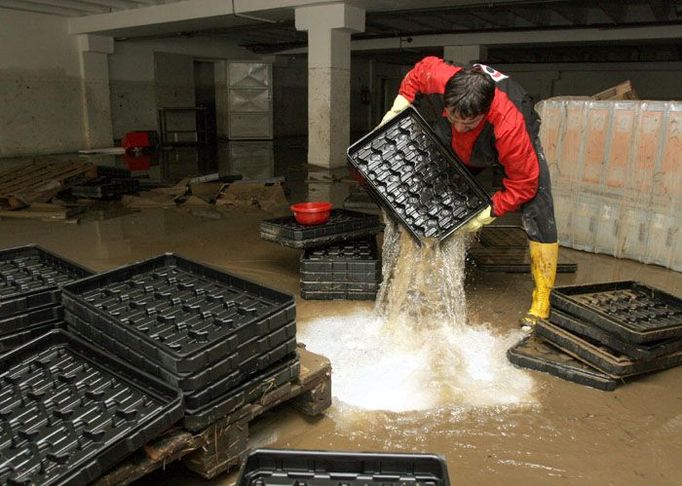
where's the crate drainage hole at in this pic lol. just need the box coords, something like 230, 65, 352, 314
299, 219, 535, 413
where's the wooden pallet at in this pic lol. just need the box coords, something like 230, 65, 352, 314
94, 346, 332, 485
0, 161, 97, 209
0, 203, 85, 222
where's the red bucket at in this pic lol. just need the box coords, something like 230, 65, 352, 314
291, 202, 333, 226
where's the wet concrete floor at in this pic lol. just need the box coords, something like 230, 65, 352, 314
1, 147, 681, 485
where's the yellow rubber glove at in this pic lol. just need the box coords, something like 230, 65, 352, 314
380, 94, 411, 126
460, 205, 496, 233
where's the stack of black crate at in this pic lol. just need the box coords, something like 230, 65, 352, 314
300, 237, 382, 301
61, 253, 300, 432
508, 281, 682, 391
0, 245, 185, 485
260, 209, 385, 301
0, 245, 92, 354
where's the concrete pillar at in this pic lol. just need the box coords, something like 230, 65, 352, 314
444, 45, 487, 65
78, 35, 114, 148
295, 3, 365, 169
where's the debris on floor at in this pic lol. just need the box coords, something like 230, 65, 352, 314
0, 161, 141, 222
215, 179, 289, 211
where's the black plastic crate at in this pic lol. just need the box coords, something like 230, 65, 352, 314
71, 177, 140, 199
183, 338, 297, 409
300, 237, 380, 274
550, 281, 682, 343
0, 245, 93, 318
0, 303, 63, 336
347, 106, 490, 242
260, 210, 383, 249
300, 270, 381, 283
0, 329, 183, 486
237, 449, 450, 486
67, 310, 296, 394
0, 321, 61, 355
0, 304, 63, 354
95, 165, 131, 179
183, 355, 300, 432
62, 254, 296, 374
549, 309, 682, 361
300, 281, 379, 293
536, 319, 682, 378
300, 290, 377, 301
469, 247, 577, 273
507, 336, 619, 391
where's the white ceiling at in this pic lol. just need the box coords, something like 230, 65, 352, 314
0, 0, 188, 17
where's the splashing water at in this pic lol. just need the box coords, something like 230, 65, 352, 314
299, 216, 535, 412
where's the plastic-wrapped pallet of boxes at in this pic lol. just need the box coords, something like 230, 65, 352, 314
537, 98, 682, 271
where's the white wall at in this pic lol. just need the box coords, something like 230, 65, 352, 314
0, 8, 84, 157
108, 36, 261, 140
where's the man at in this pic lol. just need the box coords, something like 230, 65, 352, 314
381, 56, 558, 330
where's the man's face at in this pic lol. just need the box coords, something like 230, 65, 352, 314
445, 108, 486, 133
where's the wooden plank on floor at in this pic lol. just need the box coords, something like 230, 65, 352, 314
94, 347, 332, 486
0, 161, 97, 209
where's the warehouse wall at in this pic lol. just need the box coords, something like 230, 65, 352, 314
108, 37, 261, 140
0, 9, 84, 157
495, 62, 682, 102
273, 56, 406, 139
272, 56, 307, 138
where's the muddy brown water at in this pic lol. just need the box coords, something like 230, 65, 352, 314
1, 204, 681, 485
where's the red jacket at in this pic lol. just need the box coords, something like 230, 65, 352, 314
399, 56, 540, 216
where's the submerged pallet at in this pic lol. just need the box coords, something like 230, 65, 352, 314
94, 347, 332, 485
0, 161, 97, 209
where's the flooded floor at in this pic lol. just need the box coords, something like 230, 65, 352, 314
1, 147, 681, 485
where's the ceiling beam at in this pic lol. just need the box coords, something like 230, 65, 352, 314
548, 5, 588, 25
597, 1, 626, 24
0, 0, 84, 15
18, 0, 108, 14
278, 24, 682, 54
505, 6, 546, 26
648, 0, 673, 20
467, 9, 517, 28
77, 0, 141, 10
365, 19, 400, 35
439, 12, 487, 29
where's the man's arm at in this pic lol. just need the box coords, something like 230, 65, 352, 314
398, 56, 460, 102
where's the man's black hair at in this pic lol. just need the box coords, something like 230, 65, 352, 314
444, 66, 495, 117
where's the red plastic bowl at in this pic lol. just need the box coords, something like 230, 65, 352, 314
291, 201, 333, 226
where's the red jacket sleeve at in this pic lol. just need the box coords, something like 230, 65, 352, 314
489, 92, 540, 216
399, 56, 460, 102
